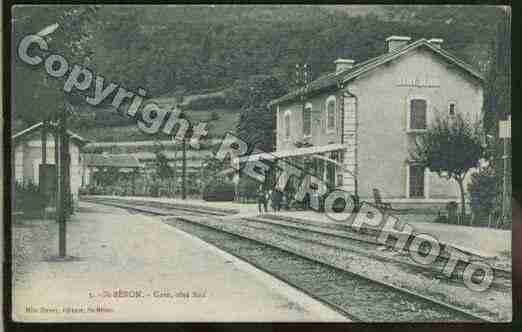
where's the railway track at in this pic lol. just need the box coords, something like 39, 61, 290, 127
240, 217, 512, 291
83, 197, 495, 322
166, 217, 488, 322
83, 196, 511, 290
82, 197, 229, 217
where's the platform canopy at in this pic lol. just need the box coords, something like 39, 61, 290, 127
82, 153, 143, 169
236, 143, 345, 163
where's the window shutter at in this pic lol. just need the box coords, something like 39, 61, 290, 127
410, 99, 427, 130
409, 164, 425, 198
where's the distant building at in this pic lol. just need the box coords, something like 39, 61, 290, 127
80, 141, 216, 188
266, 36, 484, 208
132, 150, 215, 175
12, 122, 89, 204
81, 153, 143, 187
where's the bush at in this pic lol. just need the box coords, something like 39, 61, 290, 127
210, 111, 220, 121
468, 166, 499, 220
149, 180, 161, 197
203, 177, 235, 201
81, 184, 106, 195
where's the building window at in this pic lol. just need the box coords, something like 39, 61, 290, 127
284, 111, 291, 140
303, 103, 312, 136
326, 96, 336, 131
408, 164, 425, 198
337, 174, 343, 186
409, 98, 427, 130
448, 102, 456, 116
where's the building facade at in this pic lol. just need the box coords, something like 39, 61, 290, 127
80, 141, 216, 194
269, 36, 484, 206
81, 153, 143, 187
13, 122, 89, 205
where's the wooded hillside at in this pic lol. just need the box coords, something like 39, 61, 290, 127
12, 5, 509, 141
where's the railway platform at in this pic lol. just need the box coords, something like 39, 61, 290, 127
87, 195, 511, 260
78, 196, 512, 322
12, 201, 348, 322
265, 211, 511, 260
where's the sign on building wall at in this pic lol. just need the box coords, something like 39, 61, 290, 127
397, 75, 440, 87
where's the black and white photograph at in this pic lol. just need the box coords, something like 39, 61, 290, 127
8, 4, 512, 323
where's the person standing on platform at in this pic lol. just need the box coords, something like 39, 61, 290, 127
272, 188, 282, 212
270, 189, 277, 212
281, 192, 289, 210
257, 185, 267, 213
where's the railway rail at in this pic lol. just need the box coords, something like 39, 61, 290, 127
83, 196, 500, 322
82, 196, 511, 289
241, 217, 512, 291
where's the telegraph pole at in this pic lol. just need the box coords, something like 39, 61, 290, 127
36, 22, 71, 258
41, 119, 48, 206
58, 105, 67, 257
178, 95, 188, 200
54, 120, 59, 221
182, 137, 187, 200
174, 98, 188, 200
41, 120, 47, 165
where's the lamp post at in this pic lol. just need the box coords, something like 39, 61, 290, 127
182, 136, 187, 200
172, 99, 189, 200
56, 101, 69, 257
200, 161, 208, 198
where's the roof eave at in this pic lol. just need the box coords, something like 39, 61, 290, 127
427, 43, 485, 82
340, 40, 485, 85
269, 39, 484, 107
269, 82, 340, 107
12, 121, 91, 145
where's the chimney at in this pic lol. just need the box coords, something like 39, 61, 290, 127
428, 38, 444, 49
385, 36, 411, 52
334, 58, 355, 73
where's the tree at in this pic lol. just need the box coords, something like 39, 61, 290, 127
96, 167, 121, 187
13, 6, 99, 126
468, 166, 499, 223
483, 7, 511, 135
210, 111, 220, 121
155, 151, 174, 180
482, 8, 511, 221
410, 113, 484, 218
14, 5, 506, 129
201, 155, 226, 176
236, 75, 288, 152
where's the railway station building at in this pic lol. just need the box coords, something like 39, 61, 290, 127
266, 36, 484, 209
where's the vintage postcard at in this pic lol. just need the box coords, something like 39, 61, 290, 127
9, 4, 512, 323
